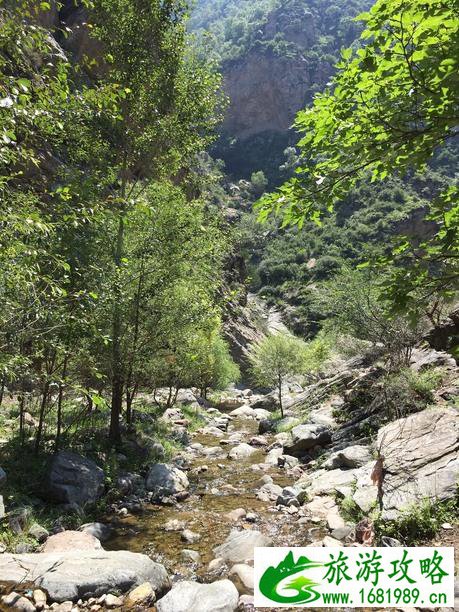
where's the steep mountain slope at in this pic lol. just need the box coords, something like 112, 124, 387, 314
191, 0, 371, 181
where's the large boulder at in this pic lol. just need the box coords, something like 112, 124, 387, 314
284, 424, 332, 456
0, 551, 169, 602
298, 467, 360, 498
213, 530, 271, 563
145, 463, 189, 499
156, 580, 238, 612
46, 451, 104, 506
228, 443, 257, 460
323, 445, 372, 470
41, 531, 102, 552
376, 407, 458, 519
79, 522, 112, 542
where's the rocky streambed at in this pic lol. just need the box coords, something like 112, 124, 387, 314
1, 347, 459, 611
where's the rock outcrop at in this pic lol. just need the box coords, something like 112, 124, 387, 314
368, 407, 458, 519
156, 579, 239, 612
145, 463, 189, 500
0, 551, 169, 603
45, 451, 104, 507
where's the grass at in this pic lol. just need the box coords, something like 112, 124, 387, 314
373, 496, 459, 545
0, 396, 207, 552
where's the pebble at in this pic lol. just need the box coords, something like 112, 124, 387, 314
125, 582, 155, 606
1, 592, 36, 611
181, 549, 201, 563
181, 529, 201, 543
105, 594, 123, 608
225, 508, 246, 522
208, 557, 226, 572
33, 589, 47, 610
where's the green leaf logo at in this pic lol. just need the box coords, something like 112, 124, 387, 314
259, 551, 323, 604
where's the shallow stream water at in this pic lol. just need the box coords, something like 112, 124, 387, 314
104, 415, 313, 580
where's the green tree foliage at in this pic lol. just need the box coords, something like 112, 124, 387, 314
258, 0, 459, 310
0, 1, 228, 454
249, 332, 315, 417
317, 269, 423, 370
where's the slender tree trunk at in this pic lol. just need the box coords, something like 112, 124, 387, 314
126, 382, 138, 425
55, 354, 68, 453
110, 205, 126, 446
35, 380, 50, 456
0, 376, 5, 407
18, 394, 25, 446
87, 393, 93, 414
125, 257, 144, 425
278, 374, 283, 418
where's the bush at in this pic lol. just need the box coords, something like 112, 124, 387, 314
374, 497, 459, 545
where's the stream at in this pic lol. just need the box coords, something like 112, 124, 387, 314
104, 410, 315, 582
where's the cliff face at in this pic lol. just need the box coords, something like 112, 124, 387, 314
221, 6, 329, 140
194, 0, 371, 180
222, 50, 330, 140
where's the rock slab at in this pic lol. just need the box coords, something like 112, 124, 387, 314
156, 579, 238, 612
145, 463, 189, 498
0, 551, 169, 603
377, 407, 459, 519
46, 451, 104, 507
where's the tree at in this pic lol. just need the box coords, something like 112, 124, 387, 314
249, 333, 308, 417
250, 170, 268, 196
85, 0, 222, 444
190, 332, 240, 399
257, 0, 459, 310
317, 269, 424, 370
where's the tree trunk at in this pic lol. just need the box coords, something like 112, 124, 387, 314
35, 381, 50, 456
125, 257, 144, 425
109, 210, 125, 447
19, 394, 25, 446
55, 354, 68, 453
0, 376, 5, 407
278, 374, 284, 419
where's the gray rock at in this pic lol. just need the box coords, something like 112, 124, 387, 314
145, 463, 189, 499
213, 529, 271, 563
258, 419, 275, 434
228, 443, 257, 460
14, 542, 34, 554
285, 424, 332, 456
0, 466, 6, 488
46, 451, 104, 507
256, 482, 282, 502
323, 445, 372, 469
1, 592, 36, 611
41, 531, 102, 553
0, 551, 169, 603
156, 579, 238, 612
332, 525, 354, 541
79, 522, 112, 542
264, 447, 283, 465
410, 347, 457, 372
116, 472, 144, 495
357, 407, 459, 519
229, 563, 254, 595
277, 455, 299, 468
181, 529, 201, 544
28, 523, 50, 543
299, 467, 360, 497
180, 549, 201, 563
0, 494, 5, 519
